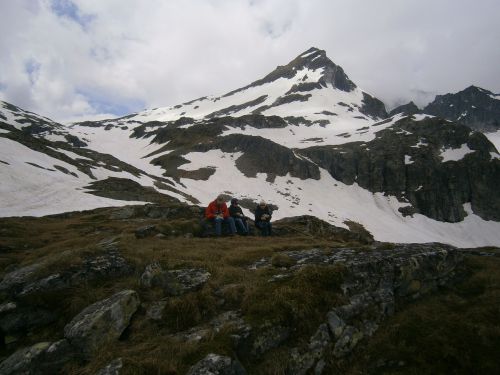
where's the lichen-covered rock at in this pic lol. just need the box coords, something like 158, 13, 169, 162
0, 263, 43, 296
3, 250, 132, 299
187, 353, 247, 375
0, 341, 50, 375
140, 263, 210, 296
333, 326, 364, 357
0, 339, 74, 375
288, 324, 332, 375
139, 262, 165, 288
327, 311, 345, 339
95, 358, 123, 375
145, 300, 168, 321
173, 311, 250, 344
251, 324, 289, 357
64, 290, 140, 356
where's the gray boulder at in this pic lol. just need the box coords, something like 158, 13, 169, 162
140, 263, 210, 296
187, 353, 247, 375
64, 290, 140, 356
0, 339, 74, 375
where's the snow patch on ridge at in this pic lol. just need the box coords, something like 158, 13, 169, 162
440, 144, 474, 162
484, 129, 500, 152
0, 138, 147, 217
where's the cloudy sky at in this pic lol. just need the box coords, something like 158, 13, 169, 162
1, 0, 499, 123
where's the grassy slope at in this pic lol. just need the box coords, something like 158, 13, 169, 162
0, 207, 499, 374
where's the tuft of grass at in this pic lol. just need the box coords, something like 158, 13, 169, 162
242, 264, 345, 334
270, 253, 297, 268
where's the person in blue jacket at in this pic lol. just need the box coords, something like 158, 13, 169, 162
229, 198, 249, 235
254, 200, 272, 236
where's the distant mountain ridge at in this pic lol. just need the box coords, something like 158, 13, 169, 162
1, 48, 500, 247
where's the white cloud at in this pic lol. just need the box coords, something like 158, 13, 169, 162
0, 0, 499, 122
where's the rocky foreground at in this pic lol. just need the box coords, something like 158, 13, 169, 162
0, 204, 498, 374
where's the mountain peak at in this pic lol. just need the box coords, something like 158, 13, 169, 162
252, 47, 357, 92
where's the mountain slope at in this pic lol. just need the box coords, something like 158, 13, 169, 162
0, 101, 186, 216
1, 48, 500, 247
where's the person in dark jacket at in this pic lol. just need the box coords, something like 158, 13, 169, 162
229, 198, 249, 235
205, 195, 236, 236
254, 200, 272, 236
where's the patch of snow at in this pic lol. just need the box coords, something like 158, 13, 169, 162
412, 114, 434, 121
222, 114, 403, 149
415, 185, 423, 191
70, 125, 165, 176
0, 137, 148, 217
47, 147, 92, 161
411, 139, 427, 148
43, 133, 68, 143
404, 155, 414, 165
440, 144, 474, 162
484, 129, 500, 152
300, 49, 318, 58
490, 152, 500, 160
0, 129, 10, 134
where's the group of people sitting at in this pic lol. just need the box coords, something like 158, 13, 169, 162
205, 195, 272, 236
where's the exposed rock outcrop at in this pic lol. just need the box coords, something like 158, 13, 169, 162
389, 101, 420, 117
249, 243, 464, 374
424, 85, 500, 132
301, 116, 500, 222
140, 263, 211, 296
0, 339, 74, 375
187, 353, 247, 375
64, 290, 140, 356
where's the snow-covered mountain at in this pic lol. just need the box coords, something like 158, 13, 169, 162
1, 48, 500, 247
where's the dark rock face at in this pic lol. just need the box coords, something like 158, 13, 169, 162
389, 101, 420, 117
301, 116, 500, 222
360, 92, 388, 119
423, 86, 500, 132
223, 47, 357, 96
154, 130, 320, 182
193, 134, 321, 181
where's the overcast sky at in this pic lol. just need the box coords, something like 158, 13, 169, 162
1, 0, 499, 123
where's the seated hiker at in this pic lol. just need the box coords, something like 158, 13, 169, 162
229, 198, 249, 235
254, 200, 272, 236
205, 195, 237, 236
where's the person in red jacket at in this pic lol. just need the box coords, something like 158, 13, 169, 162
205, 195, 237, 236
